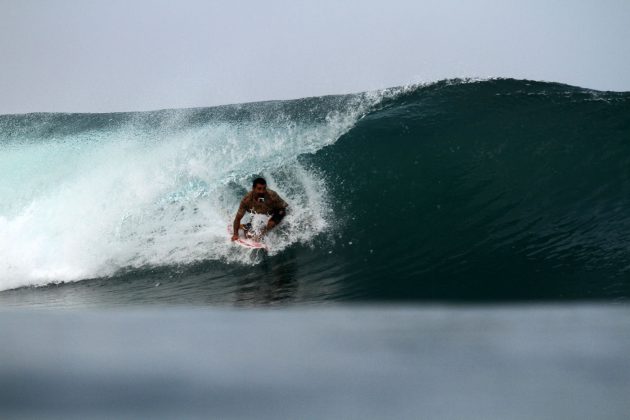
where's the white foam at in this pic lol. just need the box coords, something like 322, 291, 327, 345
0, 93, 391, 291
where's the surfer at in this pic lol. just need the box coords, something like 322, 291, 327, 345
231, 177, 288, 241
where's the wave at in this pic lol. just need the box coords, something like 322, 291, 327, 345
0, 89, 391, 290
1, 78, 630, 301
303, 79, 630, 300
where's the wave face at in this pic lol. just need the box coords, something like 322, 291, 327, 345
1, 79, 630, 302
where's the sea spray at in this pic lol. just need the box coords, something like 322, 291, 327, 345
2, 79, 630, 301
0, 91, 385, 290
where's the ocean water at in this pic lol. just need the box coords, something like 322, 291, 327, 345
1, 79, 630, 303
2, 306, 629, 420
1, 79, 630, 418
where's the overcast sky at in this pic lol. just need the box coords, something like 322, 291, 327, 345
1, 0, 629, 114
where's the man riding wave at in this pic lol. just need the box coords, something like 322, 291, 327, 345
231, 177, 288, 242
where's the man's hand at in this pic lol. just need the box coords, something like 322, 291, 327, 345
231, 234, 239, 241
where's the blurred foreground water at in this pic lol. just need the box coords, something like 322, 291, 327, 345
2, 305, 629, 419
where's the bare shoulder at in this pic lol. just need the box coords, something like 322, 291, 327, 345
267, 189, 288, 208
240, 191, 254, 205
267, 189, 285, 202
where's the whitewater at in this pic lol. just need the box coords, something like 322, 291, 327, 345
0, 89, 391, 291
1, 78, 629, 302
3, 78, 629, 420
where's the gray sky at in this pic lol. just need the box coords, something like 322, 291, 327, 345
1, 0, 629, 114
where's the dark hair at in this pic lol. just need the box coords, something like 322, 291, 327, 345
252, 177, 267, 188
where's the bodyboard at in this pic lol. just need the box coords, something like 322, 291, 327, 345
227, 225, 267, 250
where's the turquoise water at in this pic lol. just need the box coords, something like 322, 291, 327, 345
1, 78, 629, 304
2, 79, 630, 419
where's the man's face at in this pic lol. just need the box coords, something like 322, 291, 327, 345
253, 183, 266, 198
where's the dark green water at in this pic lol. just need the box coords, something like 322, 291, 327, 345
1, 79, 629, 306
2, 80, 630, 420
304, 79, 630, 301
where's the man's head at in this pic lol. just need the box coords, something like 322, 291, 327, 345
252, 177, 267, 197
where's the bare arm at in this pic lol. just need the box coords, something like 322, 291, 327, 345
264, 193, 288, 233
232, 196, 248, 241
232, 211, 244, 241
